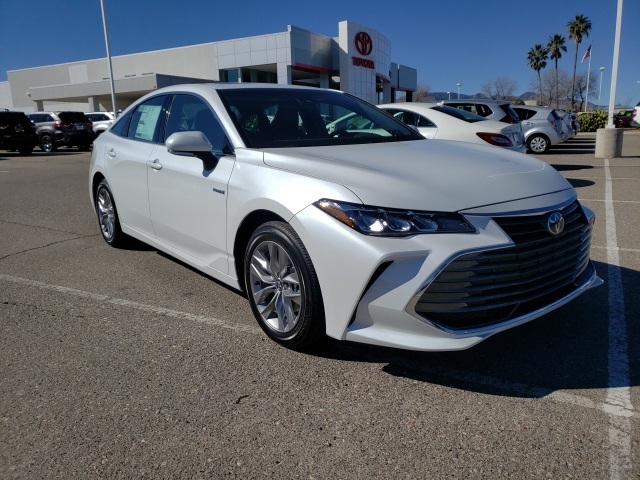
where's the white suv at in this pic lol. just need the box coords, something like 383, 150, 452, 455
86, 112, 115, 136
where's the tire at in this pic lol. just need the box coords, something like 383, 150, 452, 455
527, 134, 550, 154
95, 179, 128, 247
244, 221, 325, 350
18, 147, 33, 156
40, 134, 55, 153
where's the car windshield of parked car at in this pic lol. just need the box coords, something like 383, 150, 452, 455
431, 105, 485, 123
217, 88, 422, 148
58, 112, 91, 123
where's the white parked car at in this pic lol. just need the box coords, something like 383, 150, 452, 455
86, 111, 115, 136
89, 84, 601, 352
378, 103, 525, 152
631, 101, 640, 128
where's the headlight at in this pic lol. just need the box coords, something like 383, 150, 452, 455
314, 199, 475, 236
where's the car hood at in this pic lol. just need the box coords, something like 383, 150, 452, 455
261, 139, 572, 212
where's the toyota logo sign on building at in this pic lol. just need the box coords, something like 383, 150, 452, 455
355, 32, 373, 56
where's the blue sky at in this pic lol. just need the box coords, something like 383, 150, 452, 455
1, 0, 638, 106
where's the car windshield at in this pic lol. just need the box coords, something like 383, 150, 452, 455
58, 112, 90, 123
217, 88, 422, 148
431, 105, 485, 123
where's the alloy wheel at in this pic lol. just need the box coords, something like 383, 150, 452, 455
248, 240, 303, 333
97, 187, 116, 241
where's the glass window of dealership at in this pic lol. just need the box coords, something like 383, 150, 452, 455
1, 21, 417, 112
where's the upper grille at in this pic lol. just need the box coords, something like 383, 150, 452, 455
415, 201, 594, 331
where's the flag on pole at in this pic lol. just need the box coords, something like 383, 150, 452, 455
581, 44, 592, 63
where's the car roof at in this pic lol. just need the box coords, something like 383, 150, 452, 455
441, 99, 511, 105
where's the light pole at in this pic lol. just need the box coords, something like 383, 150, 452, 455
100, 0, 117, 115
447, 91, 451, 100
598, 67, 605, 103
456, 83, 461, 99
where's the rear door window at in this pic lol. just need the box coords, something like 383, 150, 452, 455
126, 96, 168, 142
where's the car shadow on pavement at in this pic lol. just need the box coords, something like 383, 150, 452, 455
0, 151, 86, 160
308, 260, 639, 398
565, 178, 596, 189
549, 164, 595, 172
549, 136, 596, 155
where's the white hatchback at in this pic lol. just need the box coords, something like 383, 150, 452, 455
89, 84, 601, 351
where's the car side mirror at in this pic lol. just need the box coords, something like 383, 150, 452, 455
166, 131, 218, 170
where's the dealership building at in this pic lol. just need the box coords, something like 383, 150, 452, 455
0, 20, 417, 113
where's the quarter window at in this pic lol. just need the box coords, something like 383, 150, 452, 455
126, 95, 167, 142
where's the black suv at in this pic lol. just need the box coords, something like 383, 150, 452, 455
0, 111, 38, 155
27, 111, 94, 152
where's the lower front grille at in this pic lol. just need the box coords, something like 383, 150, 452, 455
415, 201, 593, 330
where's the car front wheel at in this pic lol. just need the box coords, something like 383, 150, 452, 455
244, 221, 325, 350
95, 179, 127, 247
527, 134, 550, 154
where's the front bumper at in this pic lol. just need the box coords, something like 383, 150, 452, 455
291, 191, 602, 351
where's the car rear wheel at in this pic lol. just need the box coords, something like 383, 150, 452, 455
527, 134, 550, 154
244, 221, 325, 350
40, 134, 55, 153
95, 179, 127, 247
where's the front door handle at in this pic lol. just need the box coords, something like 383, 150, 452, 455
147, 159, 163, 171
106, 148, 116, 158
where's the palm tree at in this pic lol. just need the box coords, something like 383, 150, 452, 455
568, 14, 592, 110
527, 44, 548, 106
547, 34, 567, 108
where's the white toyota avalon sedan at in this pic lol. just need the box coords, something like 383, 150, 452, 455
89, 84, 602, 351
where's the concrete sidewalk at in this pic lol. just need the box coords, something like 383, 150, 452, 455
544, 129, 640, 160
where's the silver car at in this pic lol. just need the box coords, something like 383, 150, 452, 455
512, 106, 566, 154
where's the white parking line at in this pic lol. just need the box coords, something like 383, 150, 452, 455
0, 272, 637, 424
0, 273, 261, 335
591, 245, 640, 254
603, 158, 634, 480
580, 198, 640, 205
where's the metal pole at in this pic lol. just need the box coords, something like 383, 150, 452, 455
100, 0, 118, 115
598, 67, 605, 102
457, 83, 461, 99
607, 0, 623, 128
584, 52, 592, 112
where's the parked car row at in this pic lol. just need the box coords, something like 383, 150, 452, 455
382, 99, 580, 154
0, 110, 116, 155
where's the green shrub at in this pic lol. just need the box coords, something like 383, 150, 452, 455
578, 110, 608, 132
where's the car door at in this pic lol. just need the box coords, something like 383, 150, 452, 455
147, 93, 234, 274
103, 95, 169, 238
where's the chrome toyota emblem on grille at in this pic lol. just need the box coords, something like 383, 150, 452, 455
546, 212, 565, 236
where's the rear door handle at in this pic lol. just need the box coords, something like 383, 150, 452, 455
106, 148, 116, 157
147, 158, 163, 171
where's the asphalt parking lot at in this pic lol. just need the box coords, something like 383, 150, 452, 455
1, 131, 638, 479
